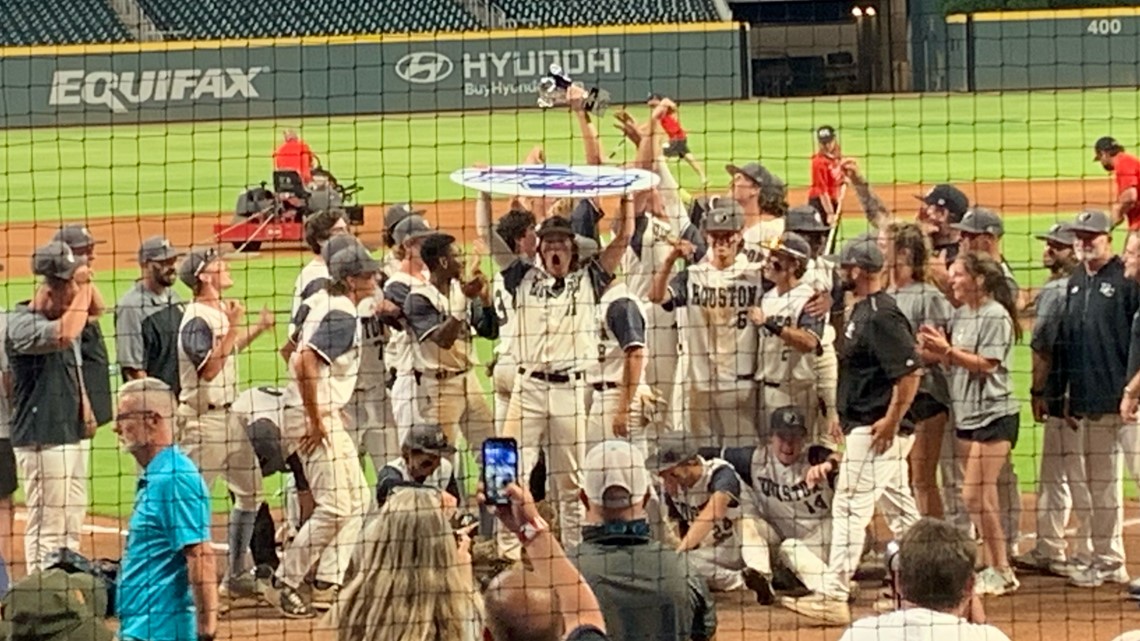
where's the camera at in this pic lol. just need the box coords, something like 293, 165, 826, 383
537, 64, 612, 117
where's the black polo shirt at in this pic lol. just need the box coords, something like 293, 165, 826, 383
114, 281, 185, 393
1062, 256, 1140, 417
836, 291, 921, 434
79, 322, 112, 426
5, 303, 84, 448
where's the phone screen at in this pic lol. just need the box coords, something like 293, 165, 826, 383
482, 438, 519, 506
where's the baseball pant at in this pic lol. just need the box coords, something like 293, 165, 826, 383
492, 356, 518, 434
1081, 415, 1140, 568
278, 410, 368, 589
689, 383, 758, 448
414, 371, 494, 496
391, 373, 418, 435
821, 427, 919, 601
684, 517, 769, 592
1030, 417, 1093, 564
757, 380, 819, 441
586, 385, 650, 457
346, 385, 397, 476
15, 443, 84, 573
645, 309, 679, 425
501, 373, 588, 552
67, 438, 90, 552
180, 406, 264, 582
751, 518, 830, 595
813, 343, 839, 448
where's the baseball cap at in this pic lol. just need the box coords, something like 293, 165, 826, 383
1094, 136, 1123, 159
770, 405, 809, 440
385, 203, 424, 233
392, 215, 434, 245
328, 244, 382, 281
917, 184, 970, 220
827, 236, 884, 273
1034, 223, 1076, 247
536, 216, 575, 240
816, 125, 837, 142
246, 417, 288, 476
771, 232, 812, 261
137, 236, 184, 264
1, 568, 114, 641
785, 205, 831, 233
53, 224, 104, 250
701, 199, 745, 233
320, 233, 363, 263
725, 162, 773, 187
404, 423, 457, 455
32, 241, 87, 281
1068, 209, 1112, 235
646, 431, 702, 474
178, 248, 223, 289
951, 207, 1004, 237
582, 440, 652, 509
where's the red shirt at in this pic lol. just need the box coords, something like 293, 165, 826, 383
660, 112, 686, 141
1114, 152, 1140, 230
808, 153, 842, 201
274, 139, 314, 183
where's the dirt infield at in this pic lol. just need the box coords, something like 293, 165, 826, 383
0, 177, 1115, 278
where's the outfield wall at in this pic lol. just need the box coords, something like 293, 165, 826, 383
0, 23, 747, 128
946, 8, 1140, 91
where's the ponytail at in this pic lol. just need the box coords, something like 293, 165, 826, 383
961, 252, 1022, 342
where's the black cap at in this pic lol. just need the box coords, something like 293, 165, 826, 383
701, 199, 745, 233
1034, 223, 1076, 247
537, 216, 575, 239
826, 236, 884, 272
178, 248, 223, 289
137, 236, 184, 264
319, 234, 363, 264
816, 125, 837, 142
1094, 136, 1123, 159
951, 208, 1004, 238
785, 205, 831, 233
770, 405, 808, 440
725, 162, 773, 187
32, 241, 87, 280
1068, 210, 1112, 235
391, 215, 434, 245
772, 232, 812, 261
328, 244, 382, 281
404, 424, 456, 455
646, 432, 701, 473
53, 225, 104, 250
385, 203, 424, 232
917, 184, 970, 221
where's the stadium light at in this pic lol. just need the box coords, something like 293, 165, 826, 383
865, 6, 877, 16
851, 6, 863, 17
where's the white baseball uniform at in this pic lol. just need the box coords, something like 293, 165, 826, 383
740, 219, 785, 263
802, 257, 841, 444
347, 294, 397, 474
586, 283, 650, 454
375, 455, 459, 507
755, 281, 824, 436
382, 270, 427, 435
660, 456, 767, 592
490, 269, 520, 432
277, 291, 368, 590
662, 255, 764, 447
288, 257, 331, 339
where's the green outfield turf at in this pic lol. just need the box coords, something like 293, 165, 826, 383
2, 87, 1127, 517
3, 88, 1140, 222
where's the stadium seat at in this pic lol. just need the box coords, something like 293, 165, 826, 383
1, 0, 132, 46
492, 0, 720, 28
135, 0, 480, 39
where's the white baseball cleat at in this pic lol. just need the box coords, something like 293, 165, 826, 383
1069, 563, 1130, 588
778, 593, 852, 625
974, 566, 1020, 596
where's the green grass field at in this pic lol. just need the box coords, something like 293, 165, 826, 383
2, 88, 1132, 516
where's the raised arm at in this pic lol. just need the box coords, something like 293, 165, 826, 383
841, 160, 892, 228
597, 195, 635, 275
568, 86, 603, 165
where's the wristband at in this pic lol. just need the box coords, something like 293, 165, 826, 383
763, 319, 784, 337
517, 516, 550, 547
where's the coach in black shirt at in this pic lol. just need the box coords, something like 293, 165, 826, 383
782, 236, 921, 625
1061, 210, 1140, 588
53, 226, 112, 426
115, 237, 186, 391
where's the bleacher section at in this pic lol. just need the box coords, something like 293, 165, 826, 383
135, 0, 480, 39
493, 0, 721, 28
2, 0, 132, 46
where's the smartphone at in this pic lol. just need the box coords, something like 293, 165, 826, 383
482, 438, 519, 506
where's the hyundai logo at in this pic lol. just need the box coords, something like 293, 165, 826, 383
395, 52, 454, 84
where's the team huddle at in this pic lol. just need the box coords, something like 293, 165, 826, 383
7, 94, 1140, 632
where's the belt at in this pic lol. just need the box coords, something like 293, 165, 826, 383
520, 368, 582, 384
740, 374, 757, 382
591, 382, 619, 392
759, 380, 781, 389
207, 403, 233, 411
414, 369, 468, 383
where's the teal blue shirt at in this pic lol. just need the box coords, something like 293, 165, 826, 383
117, 445, 211, 641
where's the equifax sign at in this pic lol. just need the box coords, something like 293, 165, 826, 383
48, 67, 269, 113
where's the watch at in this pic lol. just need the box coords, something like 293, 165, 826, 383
518, 516, 550, 546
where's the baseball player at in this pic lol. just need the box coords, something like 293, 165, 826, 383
286, 210, 349, 344
649, 199, 764, 447
586, 277, 651, 454
646, 94, 707, 185
175, 249, 275, 602
115, 237, 186, 391
807, 126, 845, 224
714, 405, 838, 598
648, 432, 772, 602
382, 215, 435, 435
726, 163, 786, 261
375, 423, 460, 508
403, 233, 496, 486
498, 198, 633, 551
276, 242, 376, 618
750, 232, 825, 436
1093, 136, 1140, 229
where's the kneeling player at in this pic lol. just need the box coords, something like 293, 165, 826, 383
375, 423, 460, 509
716, 406, 838, 597
648, 432, 774, 603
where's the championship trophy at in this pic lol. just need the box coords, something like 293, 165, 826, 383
537, 64, 611, 117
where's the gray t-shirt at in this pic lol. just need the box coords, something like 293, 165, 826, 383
0, 310, 9, 439
948, 299, 1019, 430
891, 281, 953, 405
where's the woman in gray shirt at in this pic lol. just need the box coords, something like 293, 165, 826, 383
918, 252, 1021, 598
880, 222, 953, 520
